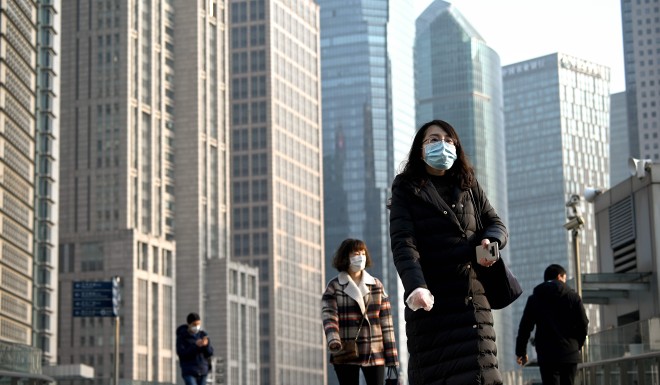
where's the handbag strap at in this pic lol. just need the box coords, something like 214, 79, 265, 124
468, 188, 482, 231
352, 293, 370, 342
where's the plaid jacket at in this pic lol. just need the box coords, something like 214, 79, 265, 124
321, 271, 399, 366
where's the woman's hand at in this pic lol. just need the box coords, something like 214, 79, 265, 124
406, 288, 434, 311
328, 341, 341, 352
477, 239, 497, 267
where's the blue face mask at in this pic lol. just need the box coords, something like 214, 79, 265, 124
424, 141, 457, 170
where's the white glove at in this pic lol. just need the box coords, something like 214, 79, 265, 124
406, 287, 434, 311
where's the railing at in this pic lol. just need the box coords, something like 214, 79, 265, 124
502, 317, 660, 385
0, 340, 43, 374
580, 351, 660, 385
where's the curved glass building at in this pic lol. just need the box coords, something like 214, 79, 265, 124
414, 0, 513, 372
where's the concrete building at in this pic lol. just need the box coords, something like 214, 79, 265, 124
621, 0, 660, 162
503, 53, 610, 360
59, 0, 177, 381
318, 0, 414, 381
228, 1, 325, 384
415, 0, 514, 371
584, 161, 660, 369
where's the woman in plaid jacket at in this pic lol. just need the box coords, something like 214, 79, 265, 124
321, 238, 399, 385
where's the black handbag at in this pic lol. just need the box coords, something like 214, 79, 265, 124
469, 189, 523, 310
478, 257, 523, 309
385, 366, 398, 385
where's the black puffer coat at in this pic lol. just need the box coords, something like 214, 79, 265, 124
389, 174, 508, 385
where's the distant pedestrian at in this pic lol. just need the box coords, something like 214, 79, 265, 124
516, 264, 589, 385
177, 312, 214, 385
321, 238, 399, 385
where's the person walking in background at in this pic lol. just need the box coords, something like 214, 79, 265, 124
389, 119, 508, 385
176, 312, 214, 385
516, 264, 589, 385
321, 238, 399, 385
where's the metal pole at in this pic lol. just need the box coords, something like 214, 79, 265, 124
572, 228, 582, 298
572, 228, 588, 384
115, 315, 120, 385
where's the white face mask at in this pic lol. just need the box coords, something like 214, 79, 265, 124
189, 325, 201, 334
349, 254, 367, 273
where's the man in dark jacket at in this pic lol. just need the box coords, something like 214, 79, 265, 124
176, 312, 214, 385
516, 264, 589, 385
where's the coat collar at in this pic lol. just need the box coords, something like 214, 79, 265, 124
338, 271, 375, 314
414, 178, 464, 229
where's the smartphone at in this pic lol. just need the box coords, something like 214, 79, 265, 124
476, 242, 499, 262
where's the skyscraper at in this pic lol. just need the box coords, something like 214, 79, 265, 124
503, 53, 610, 358
414, 0, 514, 371
59, 1, 177, 381
170, 2, 260, 384
319, 0, 413, 380
228, 1, 324, 384
35, 0, 61, 365
0, 0, 38, 349
621, 0, 660, 161
610, 91, 629, 185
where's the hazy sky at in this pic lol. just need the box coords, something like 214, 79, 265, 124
415, 0, 625, 93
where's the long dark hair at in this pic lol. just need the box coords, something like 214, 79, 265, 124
400, 119, 475, 189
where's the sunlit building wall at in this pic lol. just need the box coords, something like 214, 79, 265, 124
228, 1, 325, 384
59, 0, 176, 381
0, 0, 38, 349
34, 0, 61, 365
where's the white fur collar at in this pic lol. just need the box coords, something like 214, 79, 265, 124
338, 271, 375, 314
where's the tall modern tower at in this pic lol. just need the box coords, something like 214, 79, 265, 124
414, 0, 513, 372
171, 2, 260, 385
35, 0, 61, 365
610, 91, 629, 185
0, 0, 38, 349
503, 53, 610, 359
59, 1, 176, 381
621, 0, 660, 161
228, 1, 325, 384
319, 1, 414, 381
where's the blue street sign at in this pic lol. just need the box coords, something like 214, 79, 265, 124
73, 308, 117, 317
73, 281, 114, 290
72, 280, 120, 317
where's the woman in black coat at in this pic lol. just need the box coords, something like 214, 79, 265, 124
389, 119, 508, 385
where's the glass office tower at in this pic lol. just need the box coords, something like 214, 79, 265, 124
414, 0, 513, 371
503, 53, 610, 361
319, 0, 414, 381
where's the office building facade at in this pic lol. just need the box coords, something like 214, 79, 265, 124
59, 0, 177, 381
228, 1, 325, 384
610, 91, 629, 185
503, 54, 610, 359
415, 0, 513, 371
621, 0, 660, 161
35, 0, 61, 365
0, 0, 38, 349
319, 0, 413, 380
